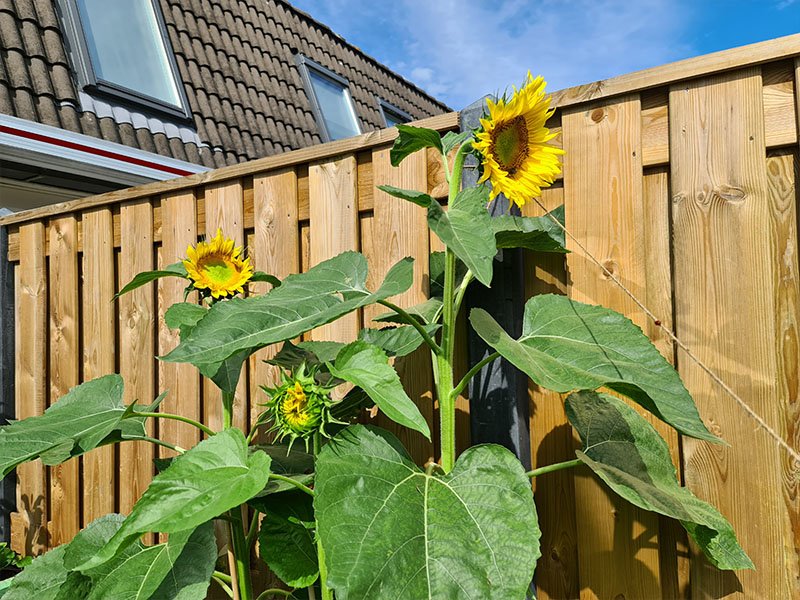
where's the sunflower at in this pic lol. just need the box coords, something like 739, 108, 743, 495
260, 366, 335, 449
473, 73, 564, 209
183, 229, 253, 299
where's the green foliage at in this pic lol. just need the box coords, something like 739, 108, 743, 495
3, 516, 215, 600
566, 391, 753, 570
374, 297, 443, 325
379, 184, 497, 286
328, 341, 431, 438
248, 445, 315, 503
315, 426, 540, 599
162, 251, 413, 376
0, 544, 31, 570
0, 375, 161, 477
358, 324, 440, 357
389, 125, 443, 166
115, 262, 187, 299
258, 490, 318, 588
470, 294, 719, 442
492, 206, 566, 252
76, 429, 271, 571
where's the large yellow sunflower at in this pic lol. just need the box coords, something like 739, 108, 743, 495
473, 73, 564, 208
183, 229, 253, 298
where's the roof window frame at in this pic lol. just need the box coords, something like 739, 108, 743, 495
57, 0, 192, 122
377, 98, 412, 128
295, 54, 362, 142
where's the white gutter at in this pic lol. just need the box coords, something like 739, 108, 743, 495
0, 113, 209, 186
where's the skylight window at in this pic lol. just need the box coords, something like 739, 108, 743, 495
377, 99, 412, 129
297, 55, 361, 142
60, 0, 189, 117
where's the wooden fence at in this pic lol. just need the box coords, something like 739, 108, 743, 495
2, 34, 799, 599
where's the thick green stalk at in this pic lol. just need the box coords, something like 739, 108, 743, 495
228, 506, 254, 600
526, 458, 582, 478
435, 142, 472, 473
313, 433, 333, 600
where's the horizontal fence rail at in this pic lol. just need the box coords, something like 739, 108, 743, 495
2, 34, 799, 599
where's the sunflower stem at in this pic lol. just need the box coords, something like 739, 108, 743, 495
269, 473, 314, 497
377, 299, 441, 354
435, 142, 472, 475
222, 390, 235, 431
129, 411, 215, 437
313, 433, 333, 600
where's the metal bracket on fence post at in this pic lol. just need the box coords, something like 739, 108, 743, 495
461, 99, 532, 470
0, 223, 15, 543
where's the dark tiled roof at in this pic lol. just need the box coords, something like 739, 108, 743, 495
0, 0, 450, 168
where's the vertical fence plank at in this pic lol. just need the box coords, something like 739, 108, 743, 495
204, 181, 248, 432
371, 146, 433, 464
118, 201, 155, 514
563, 95, 663, 599
11, 223, 48, 554
523, 184, 580, 600
158, 192, 201, 453
249, 169, 299, 432
308, 156, 360, 342
642, 167, 691, 598
767, 148, 800, 597
81, 208, 116, 524
670, 68, 793, 598
47, 216, 80, 546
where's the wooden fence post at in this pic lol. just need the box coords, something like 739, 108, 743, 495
462, 99, 532, 469
0, 224, 15, 543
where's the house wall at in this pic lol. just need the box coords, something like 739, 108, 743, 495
1, 35, 798, 598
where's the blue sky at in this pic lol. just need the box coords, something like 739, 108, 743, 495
291, 0, 800, 109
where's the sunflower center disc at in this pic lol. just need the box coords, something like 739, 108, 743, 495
491, 115, 529, 174
199, 257, 236, 285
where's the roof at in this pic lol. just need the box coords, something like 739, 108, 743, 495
0, 0, 450, 169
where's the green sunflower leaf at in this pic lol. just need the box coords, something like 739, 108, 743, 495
251, 271, 282, 287
0, 375, 154, 477
162, 251, 413, 376
373, 297, 443, 325
566, 390, 752, 570
359, 324, 440, 357
469, 294, 718, 442
315, 425, 539, 600
75, 428, 271, 570
442, 130, 474, 155
114, 262, 187, 299
492, 206, 567, 252
3, 517, 216, 600
258, 490, 318, 588
380, 185, 496, 287
389, 124, 443, 166
328, 341, 430, 438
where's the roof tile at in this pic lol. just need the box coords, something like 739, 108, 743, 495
1, 0, 448, 170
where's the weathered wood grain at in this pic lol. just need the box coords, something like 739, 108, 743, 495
203, 181, 248, 433
670, 67, 794, 598
158, 191, 201, 452
47, 216, 80, 546
249, 169, 299, 434
11, 223, 48, 554
370, 146, 433, 464
308, 156, 360, 342
81, 208, 116, 524
118, 201, 155, 515
563, 95, 663, 599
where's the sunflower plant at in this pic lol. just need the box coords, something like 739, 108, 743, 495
0, 74, 752, 600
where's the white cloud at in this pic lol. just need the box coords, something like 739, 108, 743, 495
291, 0, 694, 108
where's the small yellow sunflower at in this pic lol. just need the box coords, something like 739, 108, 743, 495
183, 229, 253, 299
473, 73, 564, 208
